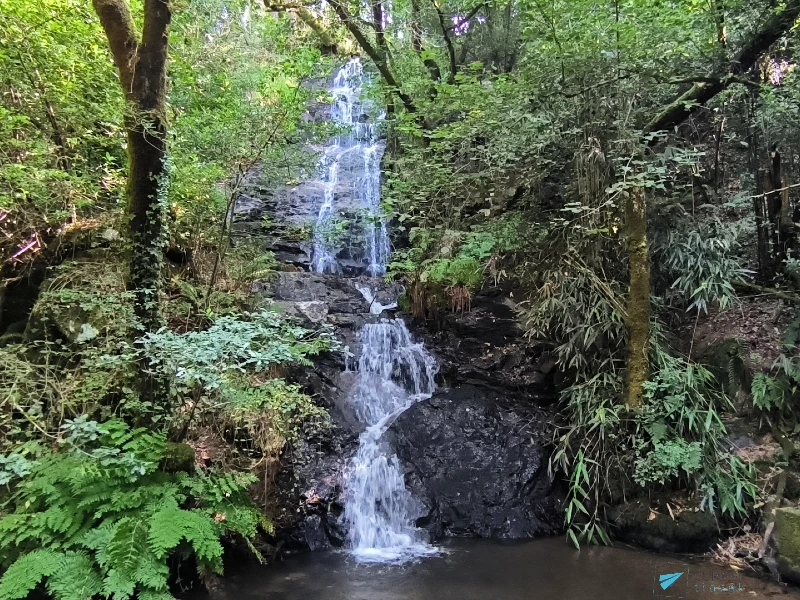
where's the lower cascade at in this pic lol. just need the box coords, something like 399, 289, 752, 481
342, 318, 439, 563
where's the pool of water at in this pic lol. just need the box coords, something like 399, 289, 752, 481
207, 538, 798, 600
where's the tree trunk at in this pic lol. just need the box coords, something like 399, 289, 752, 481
624, 186, 650, 408
432, 0, 457, 83
93, 0, 171, 336
126, 114, 168, 335
94, 0, 171, 410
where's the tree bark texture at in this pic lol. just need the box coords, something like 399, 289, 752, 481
93, 0, 171, 336
624, 186, 649, 408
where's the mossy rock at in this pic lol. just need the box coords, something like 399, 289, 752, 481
160, 442, 196, 473
775, 507, 800, 583
609, 499, 718, 552
698, 338, 749, 398
23, 251, 131, 345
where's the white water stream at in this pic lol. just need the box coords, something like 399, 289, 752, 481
311, 59, 437, 563
310, 58, 390, 276
343, 319, 439, 563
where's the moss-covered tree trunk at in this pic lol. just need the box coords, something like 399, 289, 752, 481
93, 0, 171, 336
93, 0, 171, 410
624, 186, 649, 408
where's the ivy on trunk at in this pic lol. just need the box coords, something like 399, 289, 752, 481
92, 0, 171, 336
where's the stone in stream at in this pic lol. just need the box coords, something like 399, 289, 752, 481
608, 499, 718, 553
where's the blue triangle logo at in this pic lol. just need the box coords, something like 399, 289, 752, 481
659, 572, 684, 590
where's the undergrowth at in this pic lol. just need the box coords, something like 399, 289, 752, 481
0, 244, 338, 597
0, 419, 266, 600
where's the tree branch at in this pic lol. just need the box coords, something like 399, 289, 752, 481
432, 0, 457, 83
328, 0, 417, 113
447, 2, 486, 31
644, 0, 800, 136
264, 1, 337, 50
92, 0, 139, 98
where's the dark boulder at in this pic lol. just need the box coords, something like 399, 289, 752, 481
389, 383, 564, 539
608, 499, 718, 553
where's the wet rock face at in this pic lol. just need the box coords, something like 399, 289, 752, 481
389, 383, 564, 539
258, 271, 565, 551
416, 287, 559, 405
258, 271, 403, 552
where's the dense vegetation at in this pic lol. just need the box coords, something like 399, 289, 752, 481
2, 0, 800, 596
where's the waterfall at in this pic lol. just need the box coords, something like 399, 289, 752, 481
309, 59, 436, 563
343, 320, 439, 563
311, 58, 389, 276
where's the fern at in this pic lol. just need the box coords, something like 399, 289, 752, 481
0, 549, 61, 600
148, 501, 223, 570
0, 420, 265, 600
46, 552, 103, 600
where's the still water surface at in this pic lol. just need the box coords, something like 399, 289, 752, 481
210, 538, 800, 600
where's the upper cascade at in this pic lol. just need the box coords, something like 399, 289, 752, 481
311, 58, 390, 276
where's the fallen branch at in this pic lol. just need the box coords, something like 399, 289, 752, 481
733, 280, 800, 304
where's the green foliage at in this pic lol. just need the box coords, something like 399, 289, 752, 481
634, 439, 703, 486
167, 3, 321, 251
0, 420, 265, 600
0, 0, 125, 226
141, 310, 334, 393
422, 256, 482, 288
521, 250, 626, 371
552, 338, 756, 545
751, 355, 800, 431
651, 207, 746, 313
221, 378, 327, 442
390, 215, 525, 315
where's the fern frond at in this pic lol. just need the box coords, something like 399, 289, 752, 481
0, 549, 61, 600
132, 555, 170, 591
101, 569, 135, 600
138, 589, 176, 600
107, 517, 149, 580
148, 505, 223, 571
45, 552, 103, 600
80, 520, 117, 568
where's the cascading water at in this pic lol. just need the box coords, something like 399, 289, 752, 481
308, 59, 437, 563
311, 58, 390, 276
343, 319, 439, 563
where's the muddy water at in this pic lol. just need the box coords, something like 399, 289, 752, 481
209, 538, 799, 600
